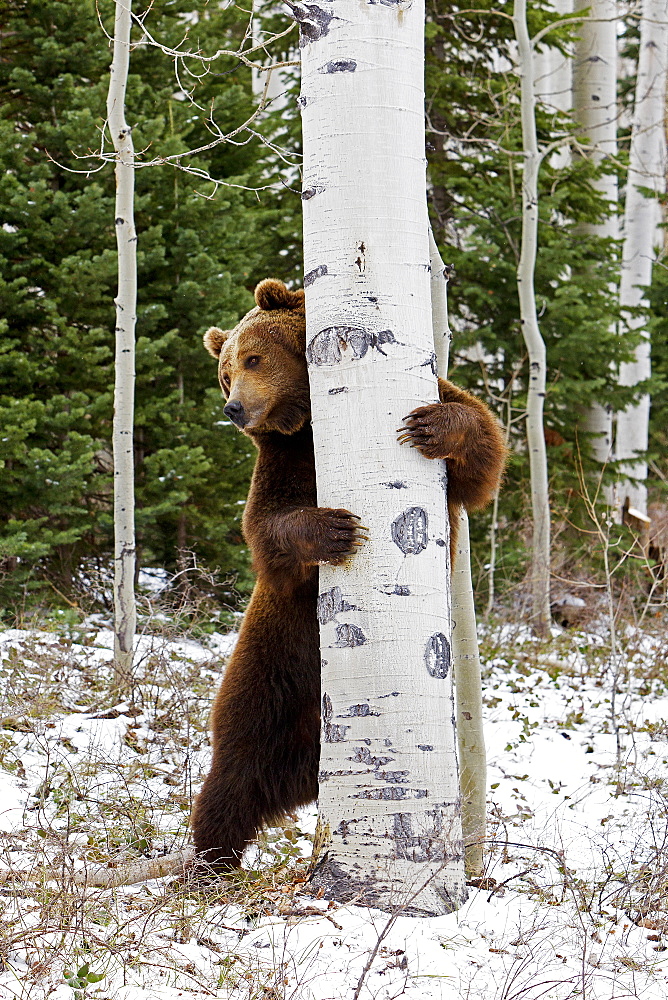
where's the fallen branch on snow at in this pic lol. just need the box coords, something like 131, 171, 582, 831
74, 847, 196, 888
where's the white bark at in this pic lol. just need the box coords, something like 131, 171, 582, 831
573, 0, 618, 476
429, 232, 486, 877
534, 0, 572, 170
429, 227, 452, 376
451, 508, 486, 877
615, 0, 668, 517
300, 0, 466, 915
107, 0, 137, 689
251, 6, 292, 106
514, 0, 552, 637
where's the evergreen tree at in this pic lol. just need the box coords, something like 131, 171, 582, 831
0, 0, 302, 612
424, 1, 655, 596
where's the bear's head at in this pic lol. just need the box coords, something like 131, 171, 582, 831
204, 279, 308, 435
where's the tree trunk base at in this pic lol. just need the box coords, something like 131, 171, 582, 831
308, 852, 468, 916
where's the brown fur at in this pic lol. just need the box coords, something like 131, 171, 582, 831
191, 279, 506, 871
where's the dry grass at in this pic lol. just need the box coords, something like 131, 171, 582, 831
2, 612, 668, 999
0, 621, 318, 998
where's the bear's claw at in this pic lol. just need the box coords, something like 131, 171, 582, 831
397, 403, 466, 461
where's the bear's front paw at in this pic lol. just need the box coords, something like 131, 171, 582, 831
397, 403, 469, 461
307, 508, 369, 566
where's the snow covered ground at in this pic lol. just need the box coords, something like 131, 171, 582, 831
0, 616, 667, 999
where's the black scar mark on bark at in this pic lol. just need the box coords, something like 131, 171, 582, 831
339, 703, 379, 717
322, 692, 349, 743
436, 538, 446, 547
317, 586, 356, 624
328, 386, 347, 395
306, 327, 396, 366
285, 1, 335, 46
383, 481, 407, 489
425, 633, 451, 679
380, 583, 410, 597
373, 770, 409, 783
417, 744, 434, 751
421, 352, 438, 376
319, 769, 361, 781
391, 507, 428, 555
304, 264, 328, 286
392, 811, 459, 863
299, 17, 332, 46
350, 747, 394, 766
302, 185, 324, 201
334, 623, 366, 647
353, 787, 428, 800
378, 691, 400, 698
318, 59, 356, 73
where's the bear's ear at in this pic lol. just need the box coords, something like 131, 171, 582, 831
255, 278, 305, 313
203, 327, 230, 359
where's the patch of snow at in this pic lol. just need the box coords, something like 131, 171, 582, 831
137, 567, 170, 593
1, 620, 667, 998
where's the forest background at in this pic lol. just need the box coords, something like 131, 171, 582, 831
1, 0, 666, 623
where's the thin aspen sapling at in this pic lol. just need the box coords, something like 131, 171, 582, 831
107, 0, 137, 689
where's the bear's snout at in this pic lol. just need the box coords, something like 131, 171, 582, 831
224, 400, 247, 428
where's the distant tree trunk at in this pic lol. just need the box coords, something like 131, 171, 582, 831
615, 0, 668, 517
573, 0, 618, 482
429, 231, 486, 878
514, 0, 552, 637
251, 4, 296, 111
301, 0, 466, 915
107, 0, 137, 690
534, 0, 572, 171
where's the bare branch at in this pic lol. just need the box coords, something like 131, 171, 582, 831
74, 847, 196, 888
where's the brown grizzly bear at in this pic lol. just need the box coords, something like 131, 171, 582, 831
191, 278, 506, 871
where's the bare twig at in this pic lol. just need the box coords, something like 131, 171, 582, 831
74, 847, 196, 888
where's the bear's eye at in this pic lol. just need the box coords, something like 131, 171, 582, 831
221, 373, 231, 389
244, 355, 261, 370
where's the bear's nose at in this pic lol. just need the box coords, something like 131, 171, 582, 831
224, 400, 247, 428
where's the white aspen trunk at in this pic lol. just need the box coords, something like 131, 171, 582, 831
485, 488, 499, 618
107, 0, 137, 689
251, 8, 290, 105
429, 231, 486, 877
514, 0, 552, 638
429, 228, 452, 374
573, 0, 618, 479
300, 0, 466, 915
615, 0, 668, 517
534, 0, 572, 171
534, 1, 572, 112
451, 509, 486, 876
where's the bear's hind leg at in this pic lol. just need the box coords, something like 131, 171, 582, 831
191, 764, 261, 872
191, 704, 319, 874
